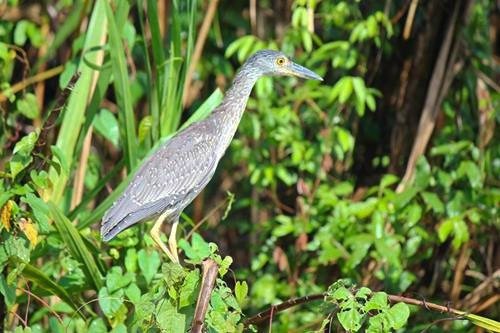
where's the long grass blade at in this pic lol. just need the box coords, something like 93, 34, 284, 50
461, 312, 500, 332
137, 0, 159, 143
33, 0, 88, 71
104, 1, 138, 171
48, 0, 108, 205
14, 258, 84, 317
49, 202, 103, 290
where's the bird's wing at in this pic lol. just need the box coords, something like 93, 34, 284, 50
101, 120, 219, 240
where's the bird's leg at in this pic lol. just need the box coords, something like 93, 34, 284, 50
168, 220, 180, 263
150, 212, 179, 263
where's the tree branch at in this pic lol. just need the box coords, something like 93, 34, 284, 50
190, 259, 219, 333
244, 291, 475, 327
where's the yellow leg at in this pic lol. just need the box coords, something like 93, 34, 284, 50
150, 212, 179, 263
168, 221, 179, 263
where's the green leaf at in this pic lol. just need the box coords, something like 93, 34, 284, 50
138, 115, 153, 143
16, 93, 39, 119
125, 248, 137, 273
98, 286, 124, 318
20, 193, 50, 234
179, 233, 211, 263
364, 292, 388, 312
88, 318, 107, 333
106, 266, 133, 293
337, 307, 362, 331
430, 140, 471, 156
421, 191, 444, 214
9, 154, 32, 179
355, 287, 371, 300
13, 131, 38, 155
386, 302, 410, 329
179, 269, 200, 308
0, 275, 16, 308
93, 108, 120, 147
125, 283, 141, 303
138, 249, 160, 284
379, 174, 399, 190
234, 281, 248, 306
331, 286, 351, 301
338, 77, 353, 103
156, 300, 186, 333
437, 218, 454, 243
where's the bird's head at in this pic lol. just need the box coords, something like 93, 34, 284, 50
245, 50, 323, 81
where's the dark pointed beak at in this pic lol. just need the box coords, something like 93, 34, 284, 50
290, 62, 323, 81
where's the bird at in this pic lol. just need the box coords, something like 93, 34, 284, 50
101, 49, 322, 263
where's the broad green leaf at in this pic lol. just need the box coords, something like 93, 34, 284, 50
331, 286, 351, 301
125, 283, 141, 303
179, 269, 200, 308
386, 302, 410, 329
179, 233, 211, 263
98, 286, 124, 318
106, 266, 133, 293
355, 287, 371, 300
88, 318, 107, 333
156, 299, 186, 333
337, 307, 362, 331
138, 249, 160, 284
364, 292, 388, 311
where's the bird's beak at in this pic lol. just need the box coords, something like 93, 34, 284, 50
289, 62, 323, 81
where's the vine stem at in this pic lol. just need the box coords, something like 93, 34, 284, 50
244, 291, 467, 326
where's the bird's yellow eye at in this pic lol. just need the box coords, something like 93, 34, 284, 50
276, 57, 286, 66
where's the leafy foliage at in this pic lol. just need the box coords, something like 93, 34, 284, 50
0, 0, 498, 332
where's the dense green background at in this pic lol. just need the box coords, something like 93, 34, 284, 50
0, 0, 498, 332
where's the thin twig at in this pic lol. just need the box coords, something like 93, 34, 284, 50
244, 291, 478, 327
0, 65, 63, 103
245, 294, 324, 326
191, 259, 219, 333
403, 0, 419, 39
17, 287, 64, 324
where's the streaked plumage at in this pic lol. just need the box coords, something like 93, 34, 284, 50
101, 50, 322, 248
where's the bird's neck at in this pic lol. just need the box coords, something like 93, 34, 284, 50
216, 66, 260, 117
211, 65, 261, 155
